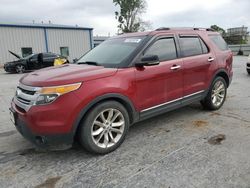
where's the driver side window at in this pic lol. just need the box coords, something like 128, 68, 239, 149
144, 37, 177, 61
30, 54, 38, 61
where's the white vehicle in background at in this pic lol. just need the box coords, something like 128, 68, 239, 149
247, 54, 250, 75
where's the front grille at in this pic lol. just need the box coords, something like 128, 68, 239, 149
14, 83, 41, 112
17, 87, 36, 95
17, 97, 31, 105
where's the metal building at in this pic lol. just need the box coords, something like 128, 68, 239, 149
93, 36, 109, 47
0, 23, 93, 64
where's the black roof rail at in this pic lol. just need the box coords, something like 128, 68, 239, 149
206, 28, 215, 31
193, 27, 215, 31
155, 27, 170, 31
155, 27, 215, 32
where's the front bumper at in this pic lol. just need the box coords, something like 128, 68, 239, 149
4, 64, 15, 73
10, 103, 76, 149
10, 85, 83, 148
10, 103, 74, 148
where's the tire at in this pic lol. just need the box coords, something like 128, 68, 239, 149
15, 64, 25, 74
78, 101, 130, 154
201, 77, 227, 110
247, 70, 250, 75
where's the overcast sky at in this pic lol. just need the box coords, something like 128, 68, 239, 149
0, 0, 249, 36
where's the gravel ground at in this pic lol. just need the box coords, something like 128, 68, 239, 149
0, 56, 249, 188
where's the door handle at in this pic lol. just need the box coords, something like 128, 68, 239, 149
170, 65, 181, 70
208, 57, 215, 62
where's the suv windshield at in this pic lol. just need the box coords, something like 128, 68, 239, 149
77, 36, 146, 67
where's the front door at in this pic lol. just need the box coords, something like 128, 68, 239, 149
135, 36, 183, 115
28, 54, 38, 70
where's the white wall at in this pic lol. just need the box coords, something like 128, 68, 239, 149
0, 26, 92, 64
46, 29, 91, 61
0, 27, 46, 64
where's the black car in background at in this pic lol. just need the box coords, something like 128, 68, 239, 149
247, 54, 250, 75
4, 51, 68, 73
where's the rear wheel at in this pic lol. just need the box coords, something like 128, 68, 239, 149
78, 101, 129, 154
201, 77, 227, 110
15, 65, 25, 74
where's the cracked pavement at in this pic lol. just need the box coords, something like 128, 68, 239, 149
0, 56, 250, 188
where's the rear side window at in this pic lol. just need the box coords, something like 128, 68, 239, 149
209, 35, 228, 51
200, 38, 209, 54
144, 38, 177, 61
43, 53, 56, 58
179, 36, 208, 57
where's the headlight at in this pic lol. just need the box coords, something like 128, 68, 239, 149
35, 82, 81, 105
35, 94, 60, 105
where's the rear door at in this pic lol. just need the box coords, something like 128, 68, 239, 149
43, 53, 57, 67
28, 54, 38, 70
178, 35, 214, 98
135, 35, 183, 114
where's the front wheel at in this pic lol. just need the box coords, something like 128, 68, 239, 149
78, 101, 130, 154
15, 64, 25, 74
201, 77, 227, 110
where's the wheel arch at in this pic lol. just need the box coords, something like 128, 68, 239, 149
211, 69, 230, 87
72, 93, 139, 136
16, 61, 28, 69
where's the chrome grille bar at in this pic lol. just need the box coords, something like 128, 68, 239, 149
13, 83, 41, 112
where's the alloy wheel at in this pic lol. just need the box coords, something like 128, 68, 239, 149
91, 108, 125, 148
16, 65, 25, 73
211, 80, 226, 107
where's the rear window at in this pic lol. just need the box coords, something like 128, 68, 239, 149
179, 36, 208, 57
209, 35, 228, 51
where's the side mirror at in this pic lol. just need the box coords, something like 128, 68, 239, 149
135, 55, 160, 67
73, 58, 78, 63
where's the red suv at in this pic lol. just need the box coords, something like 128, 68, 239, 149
10, 28, 233, 154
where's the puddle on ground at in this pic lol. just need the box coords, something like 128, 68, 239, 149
35, 176, 62, 188
208, 134, 226, 145
193, 120, 208, 127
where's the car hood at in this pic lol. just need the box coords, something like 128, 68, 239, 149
9, 50, 21, 59
20, 64, 118, 87
5, 59, 24, 65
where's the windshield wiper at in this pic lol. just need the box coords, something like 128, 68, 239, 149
77, 61, 101, 66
